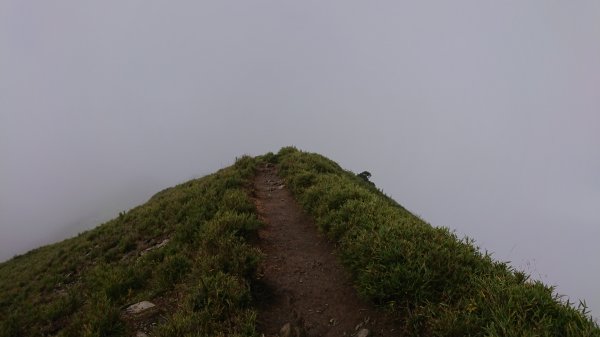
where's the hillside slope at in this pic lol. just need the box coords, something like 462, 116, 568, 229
0, 147, 598, 337
275, 148, 599, 336
0, 157, 261, 336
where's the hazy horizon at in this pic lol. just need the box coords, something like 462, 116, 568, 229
1, 1, 599, 316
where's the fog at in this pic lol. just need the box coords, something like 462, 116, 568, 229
1, 1, 599, 315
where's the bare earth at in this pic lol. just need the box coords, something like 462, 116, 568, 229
252, 165, 403, 337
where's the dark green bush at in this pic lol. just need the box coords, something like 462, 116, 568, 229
158, 253, 191, 288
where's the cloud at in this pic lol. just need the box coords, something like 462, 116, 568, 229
1, 0, 599, 315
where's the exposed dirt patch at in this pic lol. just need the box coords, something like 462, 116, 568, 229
253, 164, 403, 337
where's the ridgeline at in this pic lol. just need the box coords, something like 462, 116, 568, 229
0, 147, 597, 336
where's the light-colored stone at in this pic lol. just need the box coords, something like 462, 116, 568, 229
279, 322, 292, 337
279, 322, 303, 337
136, 332, 149, 337
126, 301, 156, 314
156, 238, 170, 248
356, 328, 370, 337
140, 238, 170, 256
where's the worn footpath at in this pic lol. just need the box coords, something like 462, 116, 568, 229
253, 164, 402, 337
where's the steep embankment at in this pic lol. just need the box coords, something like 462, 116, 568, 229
0, 147, 598, 337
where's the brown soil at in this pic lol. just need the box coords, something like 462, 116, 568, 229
252, 164, 403, 337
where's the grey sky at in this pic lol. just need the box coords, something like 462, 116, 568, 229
1, 1, 599, 315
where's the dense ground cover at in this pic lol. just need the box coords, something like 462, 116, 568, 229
0, 156, 262, 337
275, 147, 599, 337
1, 147, 597, 336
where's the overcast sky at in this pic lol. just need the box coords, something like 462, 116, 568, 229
1, 0, 599, 316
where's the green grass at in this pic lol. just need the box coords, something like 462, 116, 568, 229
0, 155, 263, 337
1, 147, 597, 336
274, 146, 599, 337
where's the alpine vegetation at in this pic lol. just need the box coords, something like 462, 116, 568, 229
0, 148, 597, 337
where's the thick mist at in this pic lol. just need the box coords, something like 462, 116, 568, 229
1, 1, 599, 315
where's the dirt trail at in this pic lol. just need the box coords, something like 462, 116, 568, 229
252, 164, 402, 337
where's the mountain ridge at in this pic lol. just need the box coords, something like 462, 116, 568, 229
0, 147, 598, 336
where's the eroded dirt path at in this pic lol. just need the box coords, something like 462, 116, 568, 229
252, 164, 402, 337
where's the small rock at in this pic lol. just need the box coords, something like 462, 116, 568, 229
356, 316, 370, 331
140, 238, 170, 256
136, 332, 149, 337
279, 322, 303, 337
356, 328, 370, 337
279, 322, 292, 337
126, 301, 156, 315
156, 238, 170, 248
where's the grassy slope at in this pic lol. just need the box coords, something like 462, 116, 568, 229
275, 147, 599, 337
0, 156, 262, 337
0, 148, 598, 337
